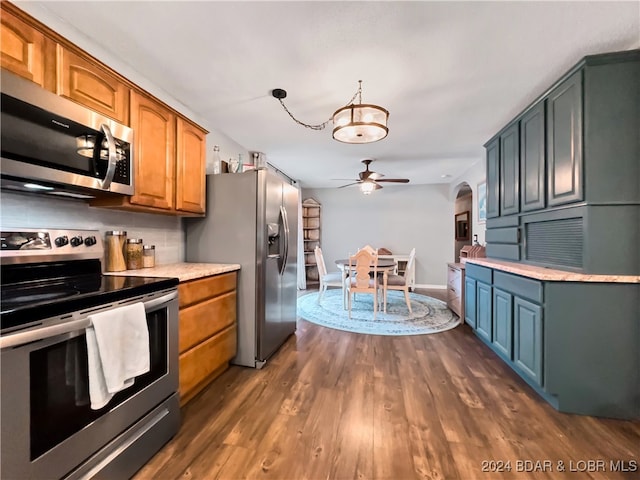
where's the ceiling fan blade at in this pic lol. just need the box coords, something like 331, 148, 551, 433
376, 178, 410, 183
337, 182, 362, 188
374, 182, 383, 190
370, 172, 384, 180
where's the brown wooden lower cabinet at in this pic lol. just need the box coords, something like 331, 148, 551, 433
177, 271, 237, 405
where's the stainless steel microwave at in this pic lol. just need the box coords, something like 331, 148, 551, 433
1, 71, 134, 198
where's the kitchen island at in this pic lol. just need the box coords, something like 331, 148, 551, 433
106, 262, 240, 405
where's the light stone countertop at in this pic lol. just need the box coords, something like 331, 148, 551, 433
464, 258, 640, 283
103, 262, 240, 282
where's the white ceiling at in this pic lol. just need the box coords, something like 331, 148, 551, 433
20, 1, 640, 188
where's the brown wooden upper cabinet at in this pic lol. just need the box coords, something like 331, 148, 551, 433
57, 46, 129, 124
129, 91, 176, 210
0, 6, 55, 91
176, 117, 206, 214
92, 92, 207, 215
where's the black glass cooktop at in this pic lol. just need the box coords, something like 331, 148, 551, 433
1, 259, 178, 331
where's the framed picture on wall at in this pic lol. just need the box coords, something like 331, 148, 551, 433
477, 182, 487, 224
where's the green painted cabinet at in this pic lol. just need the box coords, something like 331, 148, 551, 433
513, 297, 543, 386
476, 282, 492, 342
499, 123, 520, 216
492, 288, 513, 358
486, 138, 500, 219
546, 70, 583, 207
520, 102, 546, 212
464, 261, 638, 419
464, 277, 476, 328
484, 50, 639, 274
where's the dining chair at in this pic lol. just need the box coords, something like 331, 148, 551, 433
359, 244, 377, 255
379, 247, 415, 313
346, 249, 380, 319
314, 245, 346, 306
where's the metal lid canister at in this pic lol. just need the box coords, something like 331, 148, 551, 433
143, 244, 155, 268
126, 238, 143, 270
104, 231, 127, 272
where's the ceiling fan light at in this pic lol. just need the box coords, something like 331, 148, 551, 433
332, 104, 389, 144
360, 180, 377, 194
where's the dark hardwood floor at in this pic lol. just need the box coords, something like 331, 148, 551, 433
135, 288, 639, 479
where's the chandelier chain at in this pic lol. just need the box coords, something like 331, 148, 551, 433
276, 82, 363, 131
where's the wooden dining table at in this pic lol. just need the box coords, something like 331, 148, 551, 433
334, 258, 397, 310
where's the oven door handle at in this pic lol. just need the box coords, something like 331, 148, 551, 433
0, 290, 178, 349
142, 290, 177, 311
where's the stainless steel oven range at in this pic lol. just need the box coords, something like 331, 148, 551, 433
1, 228, 180, 480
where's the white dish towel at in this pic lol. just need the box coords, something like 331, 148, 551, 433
86, 302, 150, 410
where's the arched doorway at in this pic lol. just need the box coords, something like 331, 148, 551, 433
453, 182, 472, 262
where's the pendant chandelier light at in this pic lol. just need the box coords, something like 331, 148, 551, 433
271, 80, 389, 144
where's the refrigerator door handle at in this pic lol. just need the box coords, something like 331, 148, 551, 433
279, 205, 290, 276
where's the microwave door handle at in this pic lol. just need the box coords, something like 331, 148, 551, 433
99, 124, 117, 190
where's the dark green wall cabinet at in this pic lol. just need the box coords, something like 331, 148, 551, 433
499, 123, 520, 216
546, 70, 583, 207
520, 102, 546, 212
464, 263, 638, 419
484, 49, 640, 275
486, 140, 500, 219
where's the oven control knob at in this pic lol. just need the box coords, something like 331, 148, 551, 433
70, 236, 83, 247
84, 236, 97, 247
54, 236, 69, 247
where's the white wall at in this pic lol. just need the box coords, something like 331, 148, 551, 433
450, 159, 487, 245
0, 191, 184, 265
302, 184, 453, 286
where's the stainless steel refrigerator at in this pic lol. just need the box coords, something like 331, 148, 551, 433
185, 170, 298, 368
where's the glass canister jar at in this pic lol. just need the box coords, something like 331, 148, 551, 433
126, 238, 143, 270
143, 245, 156, 268
104, 231, 127, 272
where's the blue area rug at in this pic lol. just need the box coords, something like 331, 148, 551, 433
297, 289, 460, 336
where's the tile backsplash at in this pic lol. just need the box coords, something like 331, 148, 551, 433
0, 191, 184, 265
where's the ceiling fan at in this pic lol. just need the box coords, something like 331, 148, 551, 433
337, 159, 410, 192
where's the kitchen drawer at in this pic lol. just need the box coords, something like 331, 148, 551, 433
448, 266, 461, 288
446, 263, 465, 318
179, 290, 236, 353
466, 263, 492, 284
447, 288, 462, 317
179, 324, 237, 404
494, 271, 543, 304
178, 272, 237, 308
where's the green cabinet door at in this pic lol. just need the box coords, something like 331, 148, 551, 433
520, 102, 546, 212
547, 70, 583, 207
492, 288, 513, 358
513, 296, 543, 386
464, 277, 477, 328
500, 123, 520, 216
476, 281, 492, 342
486, 138, 500, 219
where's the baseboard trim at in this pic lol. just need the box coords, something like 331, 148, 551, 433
413, 283, 447, 290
